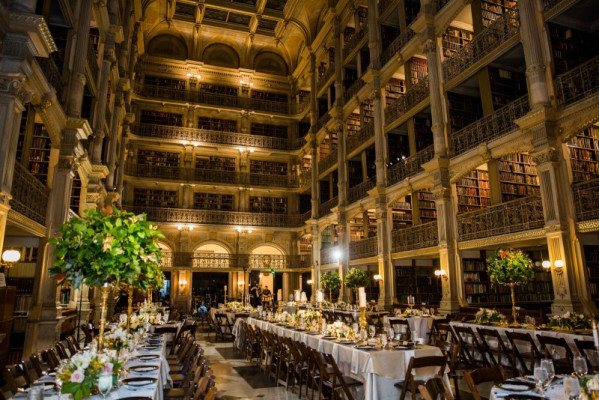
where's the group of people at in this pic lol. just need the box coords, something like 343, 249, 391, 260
249, 283, 272, 308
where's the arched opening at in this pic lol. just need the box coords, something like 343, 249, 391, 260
249, 244, 284, 296
254, 51, 288, 76
202, 43, 240, 68
193, 242, 231, 269
192, 242, 230, 306
147, 34, 188, 60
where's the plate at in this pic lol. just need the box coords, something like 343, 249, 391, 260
338, 340, 357, 345
122, 377, 157, 387
355, 345, 377, 350
134, 355, 159, 361
498, 381, 536, 391
128, 365, 159, 373
322, 336, 337, 340
143, 346, 161, 351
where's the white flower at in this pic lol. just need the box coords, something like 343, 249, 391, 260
588, 376, 599, 391
102, 235, 114, 252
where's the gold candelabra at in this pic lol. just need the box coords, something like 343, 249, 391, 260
318, 301, 323, 329
98, 284, 111, 352
359, 306, 367, 331
278, 300, 282, 313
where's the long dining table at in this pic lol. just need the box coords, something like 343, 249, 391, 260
242, 317, 447, 400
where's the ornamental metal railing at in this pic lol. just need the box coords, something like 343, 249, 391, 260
391, 221, 439, 253
343, 27, 367, 60
348, 177, 375, 204
126, 205, 307, 228
131, 123, 302, 151
344, 79, 366, 103
554, 55, 599, 107
161, 252, 311, 269
349, 236, 378, 260
457, 196, 545, 241
347, 120, 374, 153
387, 145, 434, 186
442, 7, 519, 83
10, 162, 49, 226
318, 64, 335, 92
381, 29, 416, 66
318, 151, 338, 173
299, 168, 313, 187
320, 246, 337, 265
573, 178, 599, 222
450, 95, 529, 156
384, 77, 429, 124
125, 163, 299, 188
317, 112, 332, 132
319, 196, 338, 217
36, 57, 63, 100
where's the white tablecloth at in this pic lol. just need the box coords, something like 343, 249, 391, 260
490, 376, 567, 400
384, 316, 441, 341
243, 317, 446, 400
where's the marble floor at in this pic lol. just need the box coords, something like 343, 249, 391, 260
196, 332, 301, 400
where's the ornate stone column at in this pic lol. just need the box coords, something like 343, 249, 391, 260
66, 0, 93, 117
106, 88, 125, 192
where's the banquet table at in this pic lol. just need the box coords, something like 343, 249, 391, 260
241, 317, 447, 400
490, 375, 569, 400
210, 307, 258, 324
14, 334, 171, 400
384, 316, 443, 341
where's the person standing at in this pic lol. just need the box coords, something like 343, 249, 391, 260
262, 285, 272, 310
249, 283, 259, 307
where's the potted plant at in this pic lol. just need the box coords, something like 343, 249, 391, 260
487, 249, 534, 324
344, 268, 371, 304
320, 271, 341, 303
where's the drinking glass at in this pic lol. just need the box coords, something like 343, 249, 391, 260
388, 328, 395, 343
533, 366, 548, 395
574, 355, 588, 378
381, 334, 388, 349
540, 359, 555, 382
369, 325, 376, 339
98, 372, 113, 399
411, 331, 419, 343
564, 375, 581, 400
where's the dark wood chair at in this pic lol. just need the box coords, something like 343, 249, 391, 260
453, 325, 488, 368
322, 352, 363, 400
536, 334, 574, 374
3, 363, 31, 394
505, 331, 542, 375
418, 376, 455, 400
477, 327, 515, 374
42, 348, 61, 370
394, 355, 447, 400
464, 366, 506, 400
389, 318, 412, 340
575, 339, 599, 371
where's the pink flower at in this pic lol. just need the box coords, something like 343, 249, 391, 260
70, 369, 84, 383
102, 362, 113, 373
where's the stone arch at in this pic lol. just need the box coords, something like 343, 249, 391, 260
249, 243, 286, 270
147, 34, 188, 60
253, 51, 288, 76
193, 240, 232, 269
157, 241, 174, 268
194, 240, 232, 254
202, 43, 240, 68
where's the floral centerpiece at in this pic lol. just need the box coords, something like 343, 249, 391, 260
275, 311, 292, 324
581, 375, 599, 396
400, 308, 423, 317
103, 328, 132, 356
297, 309, 320, 325
321, 271, 342, 303
487, 249, 534, 324
548, 312, 592, 330
225, 301, 243, 311
325, 321, 355, 339
57, 350, 123, 400
344, 268, 371, 304
474, 308, 507, 325
118, 314, 147, 334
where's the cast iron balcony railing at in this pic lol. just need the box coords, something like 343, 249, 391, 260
131, 123, 303, 151
125, 163, 300, 188
318, 64, 335, 92
381, 28, 416, 67
391, 221, 439, 253
349, 236, 378, 260
344, 79, 366, 103
343, 27, 367, 60
554, 55, 599, 107
450, 95, 529, 156
573, 178, 599, 222
318, 151, 338, 173
317, 112, 332, 132
442, 7, 519, 83
457, 196, 545, 242
162, 252, 311, 269
126, 205, 307, 228
10, 162, 49, 226
387, 145, 435, 186
348, 177, 375, 204
87, 38, 98, 81
319, 196, 338, 217
347, 120, 374, 154
384, 77, 429, 124
36, 57, 63, 100
320, 246, 337, 266
134, 82, 305, 115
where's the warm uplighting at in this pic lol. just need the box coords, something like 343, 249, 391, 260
240, 80, 254, 87
542, 260, 551, 269
2, 249, 21, 264
179, 278, 187, 286
186, 72, 201, 80
238, 280, 245, 286
236, 227, 252, 234
434, 269, 447, 277
554, 259, 565, 268
373, 274, 382, 281
306, 279, 314, 285
332, 248, 341, 261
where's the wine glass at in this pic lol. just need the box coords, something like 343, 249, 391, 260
564, 375, 581, 400
574, 355, 588, 378
380, 333, 388, 349
540, 359, 555, 383
387, 328, 395, 344
368, 325, 376, 339
98, 371, 113, 400
533, 366, 549, 395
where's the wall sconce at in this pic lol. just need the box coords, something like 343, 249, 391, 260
542, 260, 552, 269
240, 79, 254, 87
307, 279, 314, 285
237, 147, 255, 153
373, 274, 382, 281
332, 248, 341, 261
434, 269, 447, 279
179, 278, 188, 287
177, 224, 195, 231
238, 280, 245, 286
236, 227, 253, 234
1, 249, 21, 277
186, 72, 201, 82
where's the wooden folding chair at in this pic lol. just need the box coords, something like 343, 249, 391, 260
464, 366, 506, 400
394, 355, 447, 400
418, 376, 455, 400
505, 331, 542, 375
536, 334, 574, 374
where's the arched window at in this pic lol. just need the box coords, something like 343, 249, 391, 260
254, 52, 288, 75
202, 44, 240, 68
147, 34, 188, 60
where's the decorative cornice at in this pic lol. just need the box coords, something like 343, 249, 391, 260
457, 228, 546, 250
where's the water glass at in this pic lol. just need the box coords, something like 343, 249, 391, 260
533, 366, 549, 394
411, 331, 419, 343
388, 328, 395, 343
98, 372, 113, 399
380, 333, 388, 348
574, 355, 588, 378
564, 375, 581, 400
540, 359, 555, 382
369, 325, 376, 338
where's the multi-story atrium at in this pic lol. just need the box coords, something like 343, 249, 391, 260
2, 0, 599, 398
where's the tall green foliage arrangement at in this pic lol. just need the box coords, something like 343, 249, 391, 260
320, 271, 342, 303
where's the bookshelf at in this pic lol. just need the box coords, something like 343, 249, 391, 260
349, 211, 376, 241
456, 168, 490, 213
409, 57, 428, 85
392, 199, 413, 230
140, 110, 183, 126
193, 193, 234, 211
196, 155, 235, 171
361, 100, 374, 124
249, 196, 287, 213
15, 106, 31, 164
395, 265, 441, 304
447, 92, 483, 132
197, 117, 237, 132
418, 191, 437, 222
381, 25, 400, 52
137, 150, 181, 167
385, 78, 405, 106
442, 27, 473, 59
568, 123, 599, 182
348, 161, 363, 188
463, 252, 553, 306
346, 113, 361, 138
29, 123, 52, 184
481, 0, 517, 27
344, 26, 356, 46
388, 132, 410, 164
133, 188, 178, 208
250, 160, 287, 175
70, 171, 82, 215
405, 0, 421, 25
199, 83, 238, 96
320, 132, 338, 160
357, 6, 368, 27
251, 90, 287, 103
250, 123, 288, 139
498, 153, 540, 202
144, 75, 186, 90
299, 235, 312, 253
488, 66, 526, 109
414, 117, 434, 151
548, 23, 599, 75
585, 246, 599, 305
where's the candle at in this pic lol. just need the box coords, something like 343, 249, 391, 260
359, 291, 367, 308
294, 290, 301, 302
594, 321, 599, 349
277, 289, 282, 301
358, 287, 365, 295
316, 290, 324, 303
224, 285, 227, 291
